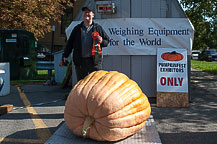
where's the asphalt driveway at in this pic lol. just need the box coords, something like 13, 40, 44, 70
1, 69, 217, 144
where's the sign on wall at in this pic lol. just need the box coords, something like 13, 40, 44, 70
66, 18, 194, 55
157, 48, 188, 93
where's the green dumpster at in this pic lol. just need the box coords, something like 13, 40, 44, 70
0, 29, 36, 80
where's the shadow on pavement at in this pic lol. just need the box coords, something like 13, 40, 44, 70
159, 131, 217, 144
0, 112, 64, 120
1, 127, 58, 144
152, 81, 217, 144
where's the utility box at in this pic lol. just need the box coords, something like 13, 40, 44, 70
54, 50, 72, 83
0, 63, 10, 96
0, 29, 36, 80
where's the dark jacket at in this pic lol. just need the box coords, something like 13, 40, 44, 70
62, 21, 109, 66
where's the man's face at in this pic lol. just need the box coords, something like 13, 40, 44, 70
82, 9, 94, 21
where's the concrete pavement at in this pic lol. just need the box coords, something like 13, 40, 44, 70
0, 68, 217, 144
0, 84, 71, 144
190, 68, 217, 97
152, 69, 217, 144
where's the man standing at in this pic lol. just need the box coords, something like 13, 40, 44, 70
60, 6, 109, 81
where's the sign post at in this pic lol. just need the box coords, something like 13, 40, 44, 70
156, 48, 189, 107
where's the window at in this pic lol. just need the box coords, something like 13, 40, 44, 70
61, 7, 73, 35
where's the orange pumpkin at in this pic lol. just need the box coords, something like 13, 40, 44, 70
161, 51, 183, 61
64, 70, 151, 141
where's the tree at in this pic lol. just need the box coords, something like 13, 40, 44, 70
179, 0, 217, 50
0, 0, 73, 40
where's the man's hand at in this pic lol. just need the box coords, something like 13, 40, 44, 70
97, 35, 103, 43
59, 57, 66, 67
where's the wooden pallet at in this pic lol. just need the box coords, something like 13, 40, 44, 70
0, 104, 13, 115
45, 115, 162, 144
157, 92, 189, 108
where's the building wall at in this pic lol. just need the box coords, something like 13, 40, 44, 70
38, 0, 186, 53
97, 0, 187, 97
60, 0, 190, 98
74, 0, 186, 20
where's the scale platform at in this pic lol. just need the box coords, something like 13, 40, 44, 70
45, 115, 161, 144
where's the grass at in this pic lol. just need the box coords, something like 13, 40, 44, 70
191, 60, 217, 75
10, 70, 55, 85
35, 69, 55, 80
37, 70, 55, 76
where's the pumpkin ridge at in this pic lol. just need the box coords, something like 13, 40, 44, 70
94, 119, 146, 141
81, 71, 108, 92
106, 94, 150, 119
68, 72, 97, 116
71, 78, 83, 90
93, 79, 133, 118
78, 71, 108, 115
64, 114, 84, 134
94, 79, 142, 118
88, 72, 129, 116
96, 93, 146, 120
102, 80, 142, 113
69, 119, 84, 128
95, 115, 147, 128
86, 71, 119, 116
119, 89, 143, 107
65, 92, 86, 116
79, 71, 106, 93
83, 71, 107, 115
64, 109, 85, 118
76, 71, 96, 89
95, 107, 151, 128
92, 123, 106, 141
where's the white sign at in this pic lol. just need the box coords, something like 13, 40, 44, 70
52, 25, 56, 31
66, 18, 194, 55
157, 48, 188, 93
0, 69, 5, 74
6, 39, 16, 43
12, 34, 17, 38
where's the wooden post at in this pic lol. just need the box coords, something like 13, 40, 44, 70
157, 92, 189, 108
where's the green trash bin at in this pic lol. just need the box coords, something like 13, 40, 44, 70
0, 29, 36, 80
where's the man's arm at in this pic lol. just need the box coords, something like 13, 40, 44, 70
63, 29, 75, 58
59, 28, 76, 66
98, 25, 110, 48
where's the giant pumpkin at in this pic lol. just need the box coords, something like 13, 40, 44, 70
64, 70, 151, 141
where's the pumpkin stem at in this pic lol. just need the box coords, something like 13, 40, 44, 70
82, 116, 95, 137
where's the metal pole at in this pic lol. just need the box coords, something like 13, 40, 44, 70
51, 25, 55, 61
51, 31, 54, 54
49, 25, 55, 79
